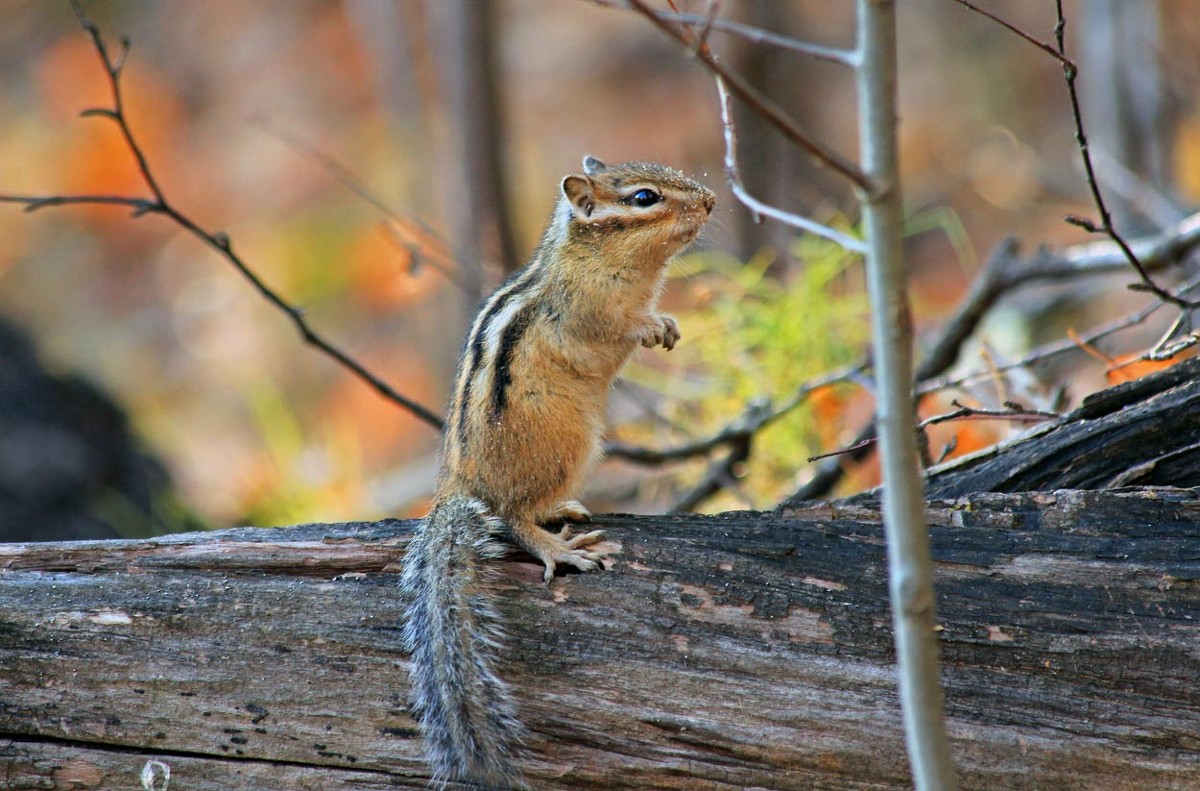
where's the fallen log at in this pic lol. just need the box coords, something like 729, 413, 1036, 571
920, 355, 1200, 497
1, 488, 1198, 789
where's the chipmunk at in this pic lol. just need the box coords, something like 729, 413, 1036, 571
400, 156, 715, 790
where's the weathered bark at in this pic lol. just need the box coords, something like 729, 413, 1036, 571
2, 489, 1199, 789
917, 356, 1200, 498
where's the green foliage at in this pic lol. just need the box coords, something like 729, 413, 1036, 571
622, 236, 870, 510
238, 380, 368, 527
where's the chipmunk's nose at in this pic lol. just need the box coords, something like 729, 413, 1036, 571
702, 192, 715, 215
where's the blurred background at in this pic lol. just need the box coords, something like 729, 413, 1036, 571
0, 0, 1197, 539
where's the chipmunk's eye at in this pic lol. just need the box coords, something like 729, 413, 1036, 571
625, 188, 661, 208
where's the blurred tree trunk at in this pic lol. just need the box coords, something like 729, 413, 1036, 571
1081, 0, 1174, 232
729, 0, 814, 264
342, 0, 424, 189
432, 0, 520, 313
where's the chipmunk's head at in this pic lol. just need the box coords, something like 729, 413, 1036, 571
559, 155, 715, 262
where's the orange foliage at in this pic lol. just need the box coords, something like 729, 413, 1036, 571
318, 360, 438, 468
1104, 352, 1196, 384
808, 384, 886, 495
1067, 328, 1197, 384
917, 393, 1009, 468
940, 421, 998, 458
809, 385, 847, 449
398, 495, 434, 521
1175, 111, 1200, 203
36, 34, 184, 211
347, 222, 450, 309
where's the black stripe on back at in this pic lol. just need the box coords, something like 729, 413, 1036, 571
490, 303, 536, 419
453, 266, 540, 444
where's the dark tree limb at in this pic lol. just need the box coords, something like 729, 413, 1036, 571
433, 0, 519, 294
913, 355, 1200, 499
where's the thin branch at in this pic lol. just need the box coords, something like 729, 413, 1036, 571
68, 1, 166, 205
4, 5, 444, 432
715, 76, 868, 253
947, 0, 1074, 69
615, 0, 873, 193
686, 0, 723, 57
253, 118, 465, 291
950, 0, 1196, 309
1051, 209, 1200, 273
805, 436, 877, 465
807, 400, 1059, 464
926, 398, 1058, 429
1052, 0, 1191, 308
922, 270, 1200, 396
588, 0, 858, 66
0, 194, 157, 215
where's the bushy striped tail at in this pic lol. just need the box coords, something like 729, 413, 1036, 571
400, 494, 528, 790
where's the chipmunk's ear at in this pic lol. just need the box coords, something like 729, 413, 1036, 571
561, 174, 595, 219
582, 155, 608, 175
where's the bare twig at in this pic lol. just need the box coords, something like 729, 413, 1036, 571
686, 0, 723, 57
588, 0, 858, 66
2, 4, 444, 431
1047, 209, 1200, 273
950, 0, 1196, 309
925, 398, 1057, 427
1052, 0, 1192, 308
253, 118, 465, 291
604, 400, 773, 466
806, 399, 1059, 464
616, 0, 873, 193
947, 0, 1073, 68
669, 434, 752, 513
715, 76, 868, 253
0, 194, 157, 214
923, 270, 1200, 395
805, 436, 877, 465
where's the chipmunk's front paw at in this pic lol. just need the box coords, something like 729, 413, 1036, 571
636, 315, 681, 351
546, 500, 591, 523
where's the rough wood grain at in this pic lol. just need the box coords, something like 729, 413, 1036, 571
917, 356, 1200, 497
2, 490, 1199, 789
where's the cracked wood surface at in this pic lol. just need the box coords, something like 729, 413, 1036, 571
919, 356, 1200, 497
2, 489, 1199, 789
